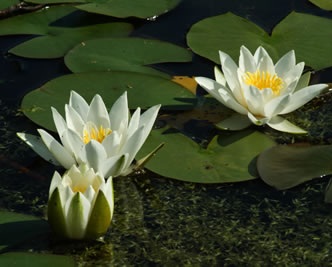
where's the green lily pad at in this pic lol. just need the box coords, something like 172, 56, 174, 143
0, 210, 49, 252
187, 12, 332, 70
137, 128, 276, 183
21, 71, 196, 131
0, 252, 75, 267
9, 23, 133, 59
0, 0, 20, 9
65, 37, 192, 77
308, 0, 332, 10
27, 0, 181, 18
257, 144, 332, 190
0, 5, 75, 36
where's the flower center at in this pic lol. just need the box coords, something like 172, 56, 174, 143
83, 125, 112, 144
72, 184, 87, 193
243, 70, 283, 95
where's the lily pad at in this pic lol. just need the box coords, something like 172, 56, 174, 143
0, 0, 20, 9
308, 0, 332, 10
137, 127, 276, 183
0, 252, 75, 267
0, 5, 75, 36
21, 71, 196, 131
9, 23, 133, 59
65, 37, 192, 77
257, 144, 332, 190
27, 0, 181, 18
187, 12, 332, 70
0, 210, 49, 252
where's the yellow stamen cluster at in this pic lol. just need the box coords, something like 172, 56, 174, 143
83, 126, 112, 144
243, 70, 283, 95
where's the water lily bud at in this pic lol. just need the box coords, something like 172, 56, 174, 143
47, 164, 113, 240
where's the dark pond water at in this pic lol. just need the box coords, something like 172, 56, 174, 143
1, 0, 332, 266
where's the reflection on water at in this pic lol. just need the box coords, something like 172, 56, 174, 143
1, 0, 332, 265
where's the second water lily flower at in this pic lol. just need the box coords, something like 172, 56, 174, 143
48, 164, 113, 240
195, 46, 327, 133
17, 91, 161, 177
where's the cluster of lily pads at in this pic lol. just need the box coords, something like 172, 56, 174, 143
1, 0, 332, 247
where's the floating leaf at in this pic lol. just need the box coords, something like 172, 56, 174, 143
0, 5, 75, 35
137, 128, 276, 183
27, 0, 181, 18
308, 0, 332, 10
187, 12, 332, 70
0, 0, 20, 9
257, 144, 332, 190
10, 23, 133, 58
65, 37, 192, 77
21, 71, 196, 131
172, 76, 197, 95
0, 210, 49, 252
0, 252, 76, 267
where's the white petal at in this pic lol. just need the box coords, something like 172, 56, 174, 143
69, 91, 89, 121
219, 50, 241, 93
264, 94, 291, 118
109, 92, 129, 132
37, 129, 76, 169
256, 53, 275, 74
242, 85, 266, 115
84, 186, 96, 203
87, 94, 110, 129
275, 50, 296, 79
279, 84, 327, 114
247, 112, 270, 126
49, 171, 62, 196
51, 107, 67, 138
17, 132, 60, 166
102, 130, 121, 157
195, 76, 233, 104
65, 192, 91, 239
217, 89, 248, 115
280, 62, 305, 94
239, 45, 256, 72
104, 178, 114, 216
127, 108, 141, 139
137, 104, 161, 144
65, 104, 85, 134
61, 129, 84, 161
267, 116, 307, 134
121, 126, 145, 167
214, 66, 226, 86
82, 140, 107, 173
101, 154, 127, 177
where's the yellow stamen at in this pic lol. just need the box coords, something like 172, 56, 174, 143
72, 184, 87, 193
83, 125, 112, 144
243, 70, 283, 95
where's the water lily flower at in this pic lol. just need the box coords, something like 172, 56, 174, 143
48, 164, 113, 240
17, 91, 161, 177
195, 46, 327, 133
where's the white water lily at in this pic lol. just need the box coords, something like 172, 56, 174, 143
195, 46, 327, 133
48, 164, 113, 240
17, 91, 161, 177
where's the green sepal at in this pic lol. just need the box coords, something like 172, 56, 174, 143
133, 143, 164, 171
84, 191, 112, 240
47, 188, 68, 239
294, 71, 311, 92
